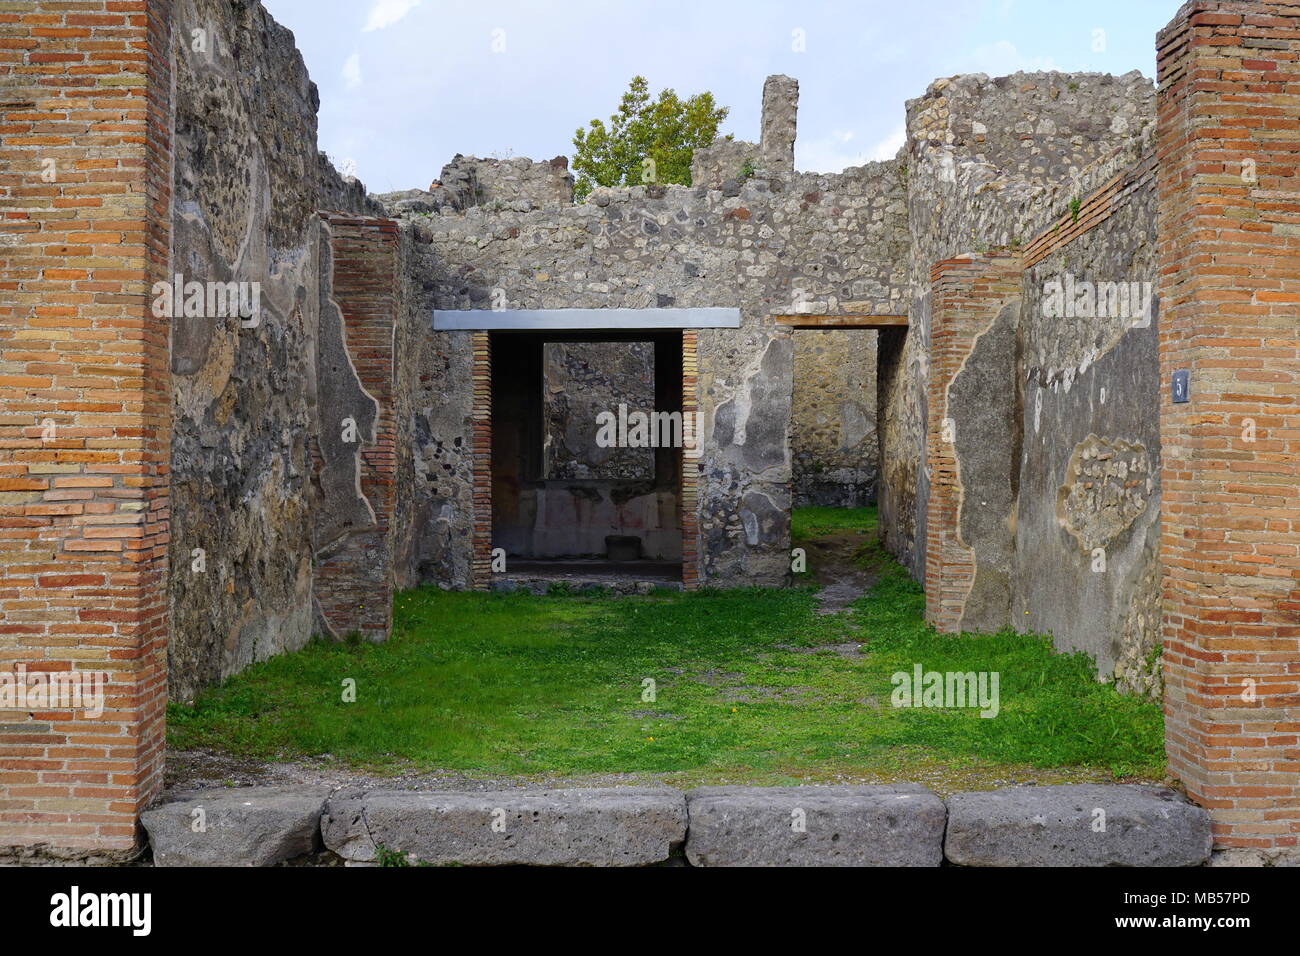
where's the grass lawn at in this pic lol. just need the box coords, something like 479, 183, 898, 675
168, 507, 1166, 789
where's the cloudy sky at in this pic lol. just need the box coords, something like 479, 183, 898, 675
261, 0, 1177, 194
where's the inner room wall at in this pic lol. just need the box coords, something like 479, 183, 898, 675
490, 332, 684, 561
791, 328, 879, 507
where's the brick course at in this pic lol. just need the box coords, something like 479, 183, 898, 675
312, 214, 400, 640
924, 254, 1020, 633
0, 0, 173, 854
470, 330, 491, 589
681, 330, 701, 590
1155, 0, 1300, 850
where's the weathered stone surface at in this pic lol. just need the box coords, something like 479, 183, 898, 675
684, 785, 946, 866
141, 786, 330, 867
167, 0, 382, 700
1209, 847, 1300, 868
1016, 159, 1162, 687
950, 299, 1018, 632
879, 69, 1155, 588
543, 341, 655, 480
322, 788, 687, 866
944, 785, 1212, 867
759, 75, 799, 176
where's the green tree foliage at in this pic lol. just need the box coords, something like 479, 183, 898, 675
571, 76, 729, 201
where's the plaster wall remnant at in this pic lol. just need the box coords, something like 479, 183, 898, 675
166, 0, 383, 701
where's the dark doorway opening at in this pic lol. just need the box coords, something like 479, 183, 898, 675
489, 329, 685, 590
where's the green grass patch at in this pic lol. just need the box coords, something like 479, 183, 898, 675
168, 508, 1165, 784
790, 504, 878, 541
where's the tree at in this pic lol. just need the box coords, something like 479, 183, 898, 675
571, 76, 729, 201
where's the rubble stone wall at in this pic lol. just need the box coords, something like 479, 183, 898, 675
166, 0, 382, 698
879, 70, 1156, 580
385, 111, 909, 586
792, 329, 879, 507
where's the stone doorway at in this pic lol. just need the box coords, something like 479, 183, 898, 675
779, 313, 906, 511
487, 329, 688, 591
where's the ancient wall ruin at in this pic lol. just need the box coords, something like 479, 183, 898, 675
164, 0, 384, 699
383, 88, 909, 587
880, 69, 1156, 582
3, 0, 1297, 857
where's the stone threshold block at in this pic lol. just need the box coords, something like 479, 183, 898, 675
684, 784, 946, 866
141, 786, 333, 867
322, 788, 687, 866
944, 784, 1212, 867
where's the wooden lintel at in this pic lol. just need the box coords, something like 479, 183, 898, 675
772, 313, 909, 329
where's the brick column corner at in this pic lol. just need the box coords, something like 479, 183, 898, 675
1156, 0, 1300, 850
470, 331, 492, 590
681, 329, 701, 590
925, 253, 1021, 633
0, 0, 174, 856
312, 214, 400, 640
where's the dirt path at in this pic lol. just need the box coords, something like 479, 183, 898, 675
803, 530, 878, 615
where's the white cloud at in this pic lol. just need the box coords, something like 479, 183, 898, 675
968, 39, 1057, 75
342, 52, 362, 90
797, 124, 905, 173
363, 0, 421, 33
867, 123, 906, 162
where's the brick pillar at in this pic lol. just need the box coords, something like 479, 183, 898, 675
681, 330, 701, 589
0, 0, 173, 855
470, 331, 492, 589
312, 215, 398, 641
925, 254, 1020, 633
1156, 1, 1300, 850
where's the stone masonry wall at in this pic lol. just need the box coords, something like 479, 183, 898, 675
542, 340, 656, 480
384, 79, 909, 587
165, 0, 383, 699
880, 70, 1156, 580
879, 69, 1165, 689
1017, 149, 1161, 693
792, 329, 878, 507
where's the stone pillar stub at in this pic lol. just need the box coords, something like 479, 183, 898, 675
760, 75, 798, 175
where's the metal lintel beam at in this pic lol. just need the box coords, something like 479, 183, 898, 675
433, 308, 741, 331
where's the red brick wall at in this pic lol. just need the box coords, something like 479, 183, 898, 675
924, 254, 1020, 633
0, 0, 173, 854
471, 331, 491, 589
681, 330, 701, 590
313, 214, 399, 640
1156, 0, 1300, 850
